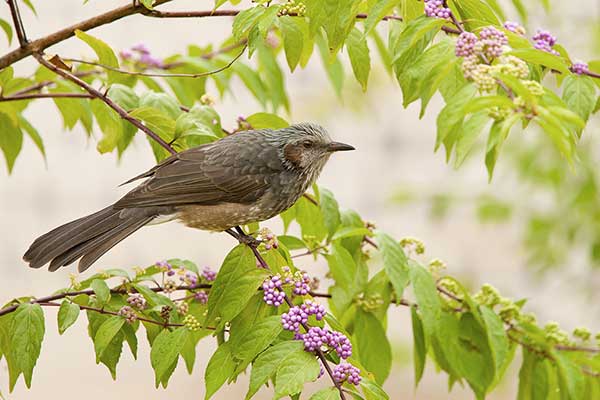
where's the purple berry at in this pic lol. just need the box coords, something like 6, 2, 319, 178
455, 32, 478, 57
293, 272, 311, 296
262, 275, 285, 307
503, 21, 525, 35
332, 363, 361, 386
479, 26, 508, 58
131, 43, 150, 54
532, 29, 560, 55
126, 293, 146, 310
297, 327, 352, 359
571, 61, 588, 75
194, 290, 208, 304
424, 0, 451, 20
202, 267, 216, 282
119, 49, 132, 60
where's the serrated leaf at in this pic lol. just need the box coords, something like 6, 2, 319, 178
90, 279, 111, 306
508, 48, 570, 74
74, 30, 120, 85
232, 315, 283, 364
206, 245, 269, 325
562, 75, 596, 123
0, 111, 22, 173
205, 341, 236, 399
411, 306, 426, 387
280, 16, 304, 72
320, 188, 341, 238
346, 28, 371, 91
150, 328, 189, 388
246, 341, 304, 399
94, 316, 125, 362
376, 232, 410, 299
57, 301, 80, 335
246, 112, 289, 129
274, 348, 320, 398
353, 309, 391, 384
10, 304, 44, 388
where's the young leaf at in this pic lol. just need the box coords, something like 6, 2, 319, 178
480, 306, 509, 383
279, 16, 304, 72
274, 348, 320, 398
74, 30, 121, 85
0, 111, 23, 174
508, 48, 570, 74
205, 342, 236, 400
232, 315, 283, 365
10, 304, 45, 388
150, 328, 189, 388
562, 75, 596, 123
57, 301, 80, 335
409, 262, 441, 337
90, 279, 111, 306
363, 0, 398, 38
246, 341, 304, 399
320, 187, 341, 238
411, 306, 426, 387
94, 316, 125, 362
346, 28, 371, 91
0, 19, 12, 45
309, 387, 341, 400
245, 112, 289, 129
353, 309, 392, 384
376, 232, 410, 299
206, 245, 269, 325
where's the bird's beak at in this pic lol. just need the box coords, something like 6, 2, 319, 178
326, 141, 355, 152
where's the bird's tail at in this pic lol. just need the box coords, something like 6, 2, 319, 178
23, 206, 158, 272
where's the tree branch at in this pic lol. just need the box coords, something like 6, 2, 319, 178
33, 52, 177, 155
0, 92, 94, 102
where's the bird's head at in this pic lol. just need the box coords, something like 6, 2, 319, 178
278, 123, 354, 176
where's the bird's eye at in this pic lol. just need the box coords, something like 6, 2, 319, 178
302, 140, 312, 148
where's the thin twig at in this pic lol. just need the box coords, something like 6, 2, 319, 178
34, 52, 177, 155
0, 92, 94, 101
6, 0, 28, 46
63, 46, 246, 78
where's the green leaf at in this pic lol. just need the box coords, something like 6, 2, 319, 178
139, 92, 181, 119
376, 232, 410, 299
57, 301, 80, 335
554, 352, 585, 400
295, 195, 328, 241
139, 0, 154, 10
108, 84, 139, 110
94, 316, 125, 363
246, 112, 289, 129
508, 48, 570, 74
129, 106, 176, 161
150, 328, 189, 388
10, 304, 44, 388
363, 0, 398, 38
86, 310, 123, 379
257, 43, 289, 112
409, 263, 441, 337
279, 16, 304, 72
411, 306, 426, 387
435, 84, 477, 153
233, 62, 268, 107
320, 187, 341, 238
454, 111, 489, 168
74, 30, 121, 85
480, 306, 509, 383
18, 115, 45, 161
91, 99, 124, 154
485, 113, 520, 181
205, 341, 236, 399
309, 387, 341, 400
562, 75, 596, 123
451, 0, 500, 28
232, 7, 265, 41
0, 19, 12, 44
353, 309, 391, 384
316, 34, 345, 98
90, 279, 111, 306
274, 347, 320, 398
360, 376, 390, 400
233, 315, 283, 364
246, 341, 304, 399
0, 111, 22, 173
206, 245, 269, 325
346, 28, 371, 91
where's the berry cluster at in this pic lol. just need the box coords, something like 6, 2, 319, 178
262, 275, 286, 307
183, 314, 201, 331
478, 26, 508, 59
281, 301, 326, 332
202, 267, 217, 282
495, 55, 529, 79
544, 321, 571, 346
571, 61, 589, 75
120, 43, 164, 68
503, 21, 526, 36
332, 363, 361, 386
160, 305, 172, 321
118, 306, 137, 324
277, 0, 306, 17
126, 293, 146, 310
194, 290, 209, 304
424, 0, 451, 20
293, 272, 311, 296
533, 30, 559, 55
176, 301, 189, 315
164, 279, 177, 293
298, 327, 352, 359
257, 228, 279, 250
455, 32, 478, 57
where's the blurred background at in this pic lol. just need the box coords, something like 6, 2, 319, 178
0, 0, 599, 398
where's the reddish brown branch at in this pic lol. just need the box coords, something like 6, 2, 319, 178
0, 92, 94, 101
34, 52, 177, 155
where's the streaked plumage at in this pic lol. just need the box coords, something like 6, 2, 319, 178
23, 123, 354, 272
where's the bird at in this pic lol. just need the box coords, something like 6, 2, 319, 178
23, 122, 354, 273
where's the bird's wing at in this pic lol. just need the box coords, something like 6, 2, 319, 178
113, 133, 283, 209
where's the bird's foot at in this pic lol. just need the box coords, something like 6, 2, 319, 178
226, 227, 262, 248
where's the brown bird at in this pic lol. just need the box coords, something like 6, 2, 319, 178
23, 123, 354, 272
